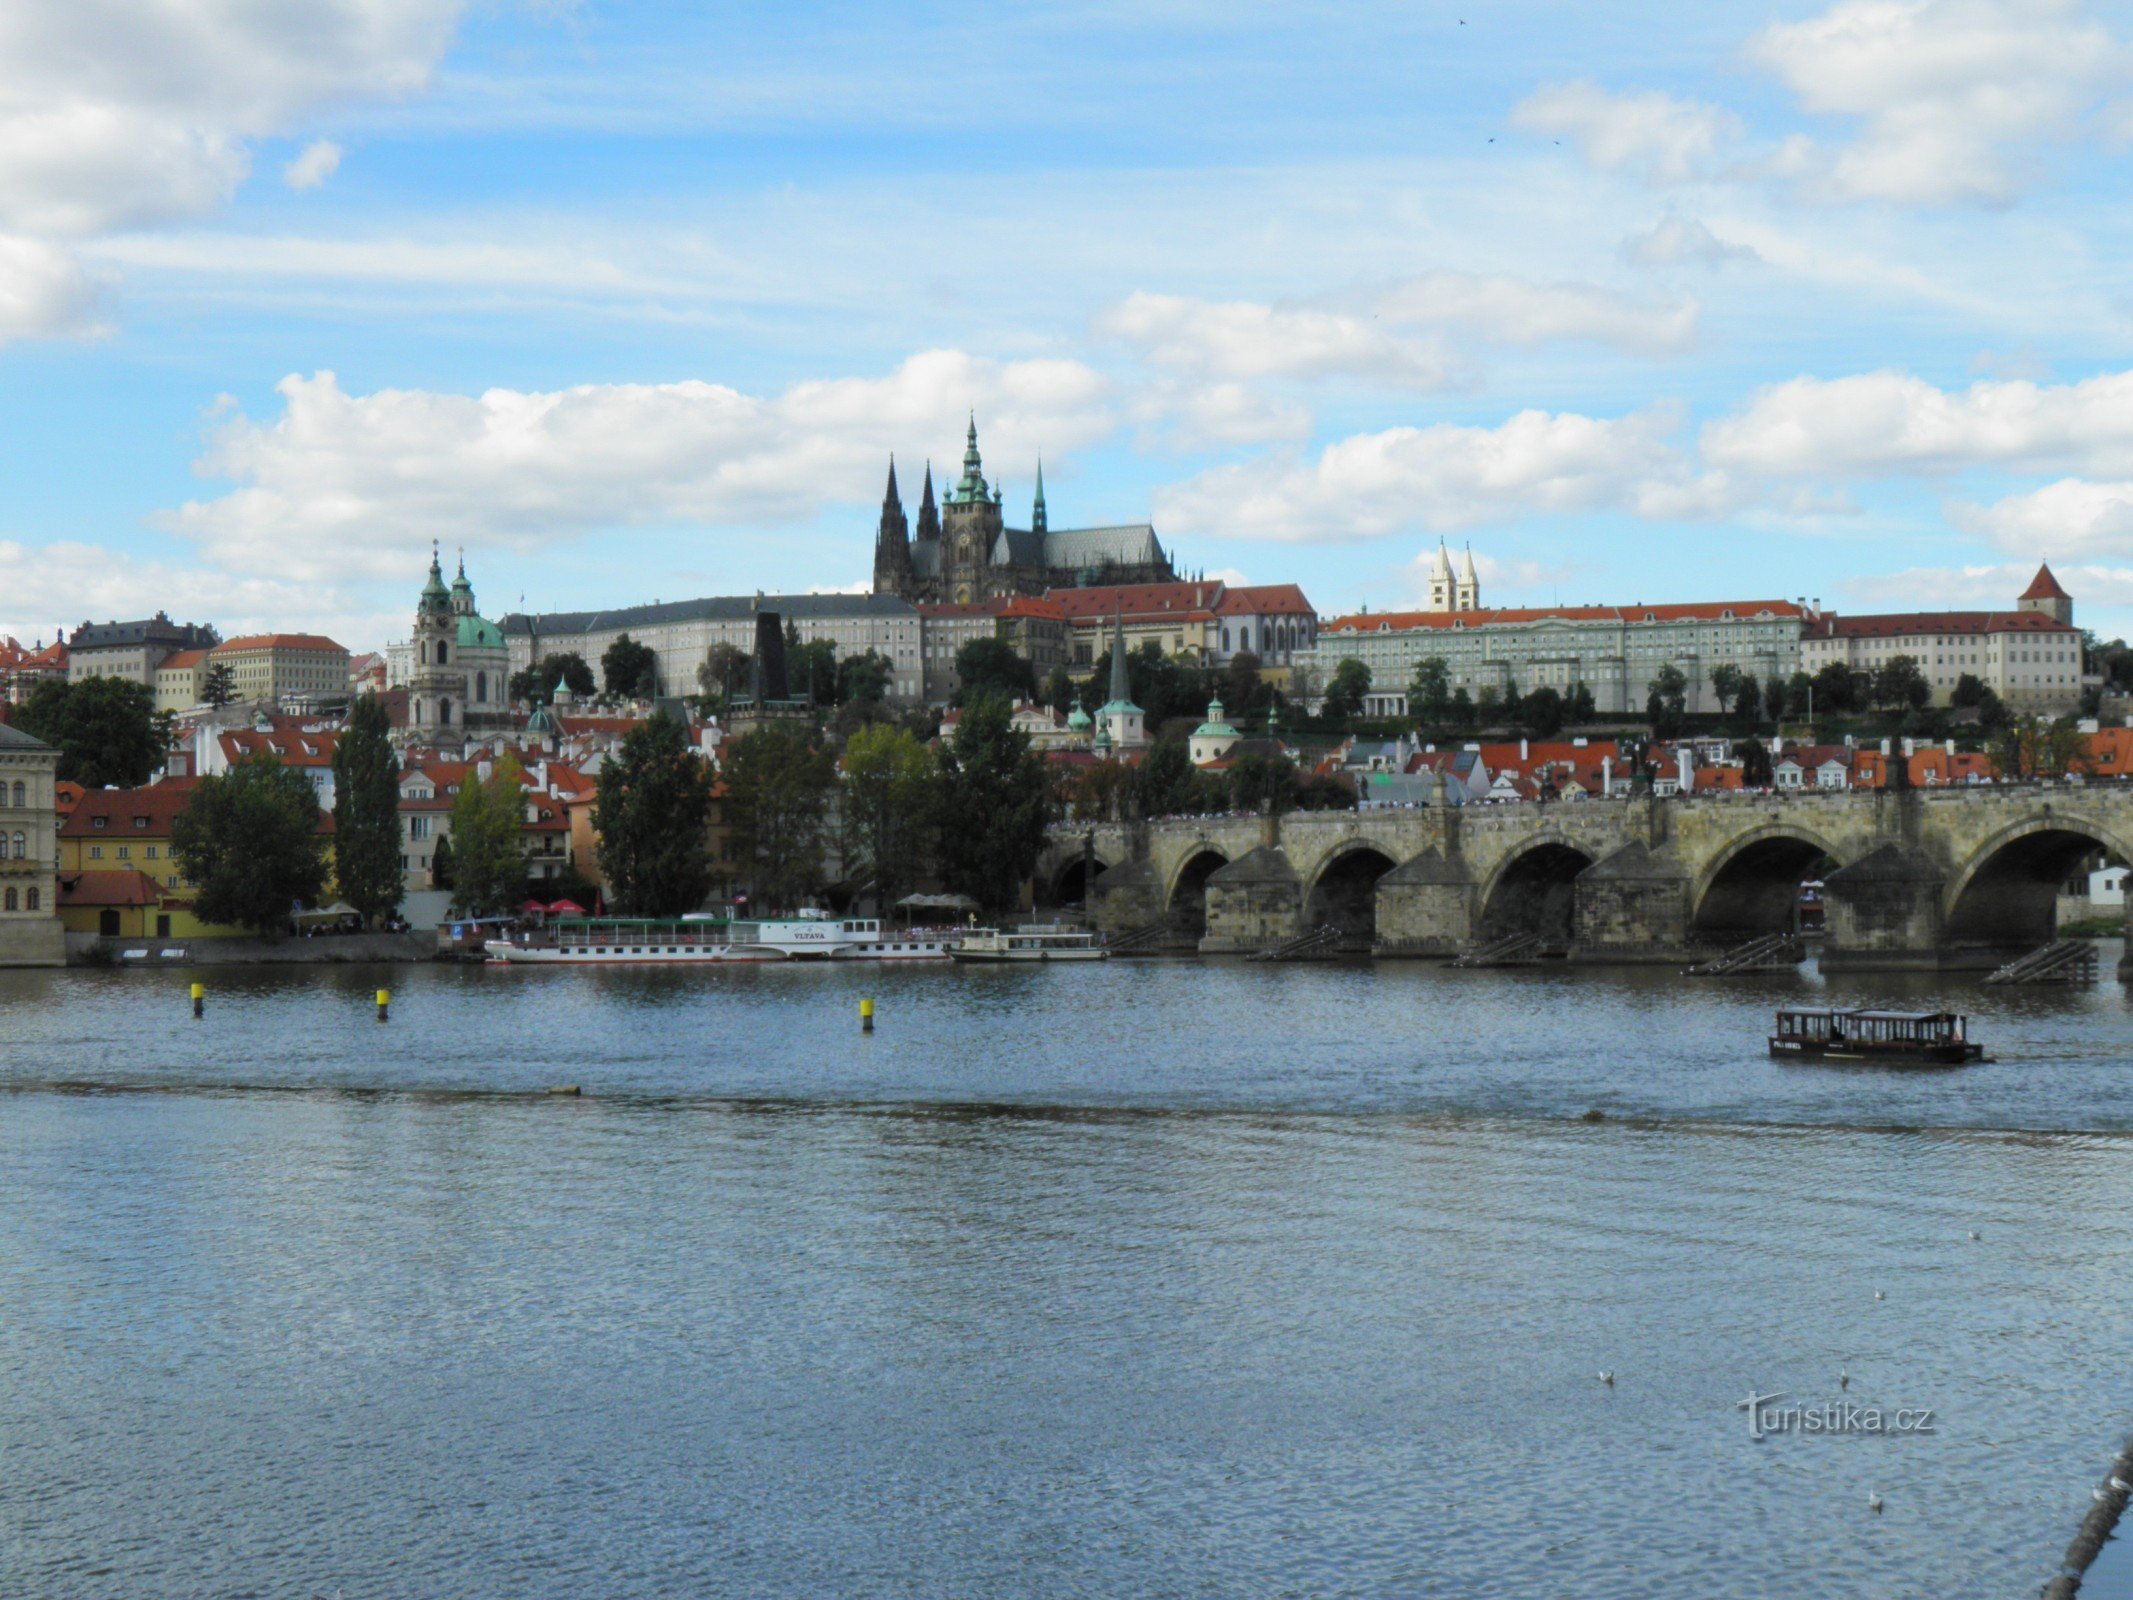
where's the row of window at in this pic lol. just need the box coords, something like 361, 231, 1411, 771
1, 887, 39, 911
0, 780, 27, 806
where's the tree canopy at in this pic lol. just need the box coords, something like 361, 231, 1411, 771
1645, 664, 1688, 738
936, 696, 1050, 909
721, 719, 835, 911
331, 692, 403, 927
953, 636, 1037, 707
601, 633, 660, 699
510, 651, 595, 704
594, 712, 717, 917
448, 754, 527, 916
1322, 659, 1371, 723
171, 756, 326, 935
840, 722, 938, 910
14, 676, 166, 788
201, 660, 236, 708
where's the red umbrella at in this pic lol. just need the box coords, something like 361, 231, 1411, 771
547, 898, 587, 915
519, 898, 549, 915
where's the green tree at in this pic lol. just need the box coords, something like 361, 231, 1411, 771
331, 693, 403, 927
1517, 686, 1565, 739
510, 651, 595, 703
1040, 666, 1076, 714
16, 676, 165, 788
953, 636, 1037, 706
695, 643, 751, 707
1730, 674, 1763, 733
595, 711, 717, 917
201, 659, 237, 708
430, 831, 454, 891
1323, 658, 1371, 723
171, 756, 327, 935
1409, 656, 1453, 725
1991, 715, 2089, 780
1227, 750, 1299, 816
1709, 663, 1746, 714
1874, 654, 1930, 712
936, 696, 1050, 909
1646, 664, 1688, 738
722, 719, 835, 910
1739, 738, 1774, 787
837, 650, 892, 707
449, 754, 527, 916
1135, 737, 1203, 817
790, 638, 840, 704
1447, 686, 1475, 729
1763, 674, 1789, 726
1568, 682, 1597, 724
601, 633, 660, 699
1810, 662, 1860, 715
840, 722, 937, 910
1222, 650, 1268, 720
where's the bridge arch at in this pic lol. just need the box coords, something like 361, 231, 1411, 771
1689, 824, 1846, 942
1167, 845, 1231, 940
1477, 834, 1595, 949
1048, 852, 1112, 909
1943, 813, 2133, 950
1304, 839, 1399, 948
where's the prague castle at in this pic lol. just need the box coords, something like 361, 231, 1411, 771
871, 418, 1176, 604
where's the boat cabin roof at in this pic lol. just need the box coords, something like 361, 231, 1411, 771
1776, 1007, 1963, 1024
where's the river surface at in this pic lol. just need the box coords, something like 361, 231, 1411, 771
2, 953, 2131, 1598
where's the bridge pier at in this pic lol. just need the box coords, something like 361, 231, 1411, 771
1374, 848, 1474, 957
1200, 845, 1304, 954
1818, 843, 1947, 972
1568, 842, 1696, 964
1087, 858, 1165, 938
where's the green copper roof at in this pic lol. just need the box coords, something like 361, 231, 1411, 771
1065, 704, 1090, 728
418, 551, 451, 616
456, 614, 506, 649
1193, 697, 1239, 740
949, 415, 989, 505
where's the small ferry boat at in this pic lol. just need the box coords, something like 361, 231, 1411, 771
948, 925, 1108, 963
1768, 1007, 1987, 1066
485, 913, 957, 965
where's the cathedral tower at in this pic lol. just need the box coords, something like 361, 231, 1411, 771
872, 458, 911, 595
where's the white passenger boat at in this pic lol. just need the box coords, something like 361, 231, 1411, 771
947, 925, 1108, 963
485, 913, 958, 965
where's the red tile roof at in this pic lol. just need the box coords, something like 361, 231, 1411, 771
159, 648, 208, 671
1325, 600, 1802, 632
212, 633, 348, 654
57, 870, 166, 907
62, 786, 195, 836
2020, 563, 2071, 602
1212, 583, 1315, 617
1805, 611, 2074, 639
1048, 582, 1226, 621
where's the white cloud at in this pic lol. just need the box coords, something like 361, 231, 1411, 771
1153, 406, 1730, 542
0, 1, 468, 329
1845, 559, 2133, 608
1096, 291, 1455, 389
1372, 271, 1697, 354
1512, 80, 1743, 184
1130, 378, 1312, 451
283, 139, 343, 192
1622, 216, 1759, 269
1097, 273, 1695, 406
1747, 0, 2133, 204
163, 351, 1116, 581
0, 235, 101, 343
1702, 367, 2133, 478
1952, 477, 2133, 557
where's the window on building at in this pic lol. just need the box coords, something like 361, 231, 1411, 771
10, 831, 22, 858
25, 888, 37, 911
2, 888, 12, 910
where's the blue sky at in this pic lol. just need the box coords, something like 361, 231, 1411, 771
8, 0, 2133, 652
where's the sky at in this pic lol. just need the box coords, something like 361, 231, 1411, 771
9, 0, 2133, 654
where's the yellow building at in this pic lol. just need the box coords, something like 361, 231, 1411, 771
208, 633, 351, 708
154, 647, 211, 714
0, 721, 64, 964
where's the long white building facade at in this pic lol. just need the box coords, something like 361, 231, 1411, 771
1303, 599, 1807, 717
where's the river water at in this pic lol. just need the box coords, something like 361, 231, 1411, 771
2, 954, 2131, 1598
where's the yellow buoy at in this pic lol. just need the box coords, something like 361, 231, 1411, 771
189, 981, 204, 1019
375, 988, 390, 1022
860, 996, 875, 1033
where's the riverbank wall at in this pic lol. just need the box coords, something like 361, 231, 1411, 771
67, 932, 438, 967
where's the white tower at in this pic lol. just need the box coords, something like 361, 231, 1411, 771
1426, 541, 1455, 612
1456, 544, 1481, 612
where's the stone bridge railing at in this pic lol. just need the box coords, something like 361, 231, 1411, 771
1040, 784, 2133, 972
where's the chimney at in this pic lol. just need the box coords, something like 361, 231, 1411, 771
1601, 754, 1614, 795
1677, 747, 1694, 793
1945, 738, 1955, 755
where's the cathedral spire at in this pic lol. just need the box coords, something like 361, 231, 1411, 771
916, 461, 940, 542
1107, 605, 1134, 708
873, 454, 911, 594
1032, 457, 1047, 537
952, 414, 989, 505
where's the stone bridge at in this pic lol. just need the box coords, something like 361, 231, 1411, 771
1039, 786, 2133, 971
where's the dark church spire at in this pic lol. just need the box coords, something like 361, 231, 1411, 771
1032, 456, 1047, 538
872, 455, 911, 595
915, 461, 940, 543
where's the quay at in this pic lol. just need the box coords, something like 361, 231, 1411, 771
1047, 784, 2133, 973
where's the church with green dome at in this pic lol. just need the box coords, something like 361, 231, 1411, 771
404, 546, 513, 746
